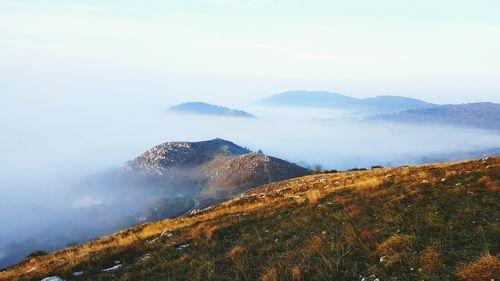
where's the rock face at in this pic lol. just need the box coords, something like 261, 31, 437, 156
124, 138, 251, 176
124, 138, 310, 205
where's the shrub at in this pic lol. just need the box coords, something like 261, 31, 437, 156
313, 165, 322, 174
26, 250, 47, 259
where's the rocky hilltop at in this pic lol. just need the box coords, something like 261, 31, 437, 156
124, 138, 251, 176
123, 138, 309, 206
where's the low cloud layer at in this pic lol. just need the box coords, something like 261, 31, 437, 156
1, 96, 499, 268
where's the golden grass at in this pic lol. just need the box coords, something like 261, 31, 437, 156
291, 266, 302, 281
376, 235, 414, 267
227, 246, 245, 258
477, 176, 500, 192
456, 254, 500, 281
305, 189, 321, 205
259, 266, 278, 281
420, 246, 444, 274
300, 236, 323, 258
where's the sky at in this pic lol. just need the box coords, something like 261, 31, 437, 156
1, 0, 500, 104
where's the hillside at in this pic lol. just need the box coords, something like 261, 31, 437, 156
374, 102, 500, 131
2, 157, 498, 280
261, 91, 436, 113
169, 102, 255, 118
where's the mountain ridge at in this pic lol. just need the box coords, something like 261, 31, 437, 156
169, 102, 255, 118
373, 102, 500, 130
262, 90, 437, 112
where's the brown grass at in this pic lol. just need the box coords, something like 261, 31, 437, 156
301, 236, 323, 258
477, 176, 500, 192
291, 266, 302, 281
376, 235, 414, 267
420, 246, 444, 274
259, 266, 278, 281
173, 256, 186, 266
305, 189, 321, 205
227, 246, 245, 258
456, 254, 500, 281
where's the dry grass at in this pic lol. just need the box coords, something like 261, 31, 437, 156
259, 266, 278, 281
456, 254, 500, 281
172, 256, 186, 266
291, 266, 302, 281
420, 246, 444, 274
376, 235, 414, 267
305, 189, 321, 205
300, 236, 323, 258
227, 246, 245, 258
477, 176, 500, 192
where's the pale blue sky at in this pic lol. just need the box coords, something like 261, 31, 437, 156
1, 0, 500, 103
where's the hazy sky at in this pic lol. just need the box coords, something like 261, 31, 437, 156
1, 0, 500, 104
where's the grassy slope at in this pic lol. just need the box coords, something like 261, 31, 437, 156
1, 158, 499, 281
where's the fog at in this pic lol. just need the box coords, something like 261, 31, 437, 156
1, 89, 500, 269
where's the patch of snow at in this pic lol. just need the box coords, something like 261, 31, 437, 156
101, 264, 122, 272
147, 237, 159, 244
161, 230, 174, 238
41, 277, 65, 281
177, 244, 190, 250
72, 271, 84, 277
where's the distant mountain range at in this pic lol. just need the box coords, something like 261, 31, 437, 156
374, 102, 500, 131
262, 90, 500, 130
169, 102, 255, 118
262, 90, 437, 113
123, 138, 309, 212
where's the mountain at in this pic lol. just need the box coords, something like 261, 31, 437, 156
361, 95, 436, 112
4, 157, 499, 281
261, 90, 436, 113
374, 102, 500, 131
123, 138, 309, 207
262, 91, 360, 108
169, 102, 255, 118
